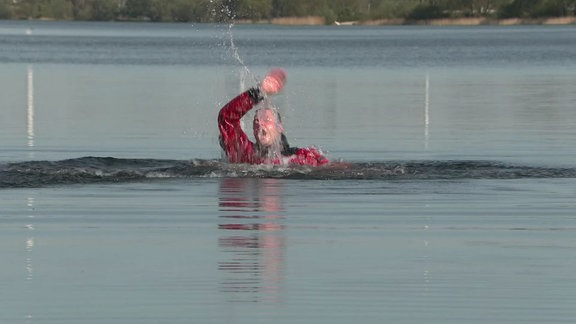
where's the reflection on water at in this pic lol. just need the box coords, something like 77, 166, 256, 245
26, 65, 35, 151
25, 196, 35, 282
218, 178, 286, 303
424, 73, 430, 150
25, 195, 35, 323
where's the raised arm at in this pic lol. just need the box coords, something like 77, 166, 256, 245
218, 88, 263, 162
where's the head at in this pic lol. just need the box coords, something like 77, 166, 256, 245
253, 108, 284, 148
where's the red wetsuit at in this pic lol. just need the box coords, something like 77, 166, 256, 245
218, 88, 329, 166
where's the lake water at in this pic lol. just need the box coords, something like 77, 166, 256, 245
1, 20, 576, 323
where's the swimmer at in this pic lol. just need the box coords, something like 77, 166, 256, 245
218, 68, 329, 166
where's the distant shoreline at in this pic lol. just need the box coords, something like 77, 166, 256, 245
3, 16, 575, 26
237, 16, 576, 26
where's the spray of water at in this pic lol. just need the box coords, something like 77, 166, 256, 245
213, 1, 260, 90
214, 1, 285, 163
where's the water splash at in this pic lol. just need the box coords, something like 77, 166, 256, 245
27, 65, 35, 155
424, 72, 430, 150
214, 1, 260, 90
2, 157, 576, 188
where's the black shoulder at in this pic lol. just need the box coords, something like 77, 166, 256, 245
281, 134, 299, 156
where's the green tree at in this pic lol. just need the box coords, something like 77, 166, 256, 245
440, 0, 495, 17
407, 3, 447, 19
193, 0, 218, 22
332, 0, 366, 21
0, 0, 13, 19
13, 0, 35, 18
498, 0, 572, 18
271, 0, 307, 17
123, 0, 150, 19
90, 0, 118, 21
50, 0, 73, 19
147, 0, 169, 21
369, 0, 416, 19
70, 0, 87, 19
170, 0, 196, 22
532, 0, 575, 16
0, 0, 573, 22
235, 0, 273, 21
122, 0, 169, 21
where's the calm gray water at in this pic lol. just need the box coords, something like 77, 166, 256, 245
1, 20, 576, 323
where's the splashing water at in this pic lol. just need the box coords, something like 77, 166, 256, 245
2, 157, 576, 188
227, 21, 259, 90
215, 2, 260, 90
213, 1, 286, 161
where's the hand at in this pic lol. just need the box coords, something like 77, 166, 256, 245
260, 68, 286, 95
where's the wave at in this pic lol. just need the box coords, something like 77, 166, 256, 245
1, 156, 575, 188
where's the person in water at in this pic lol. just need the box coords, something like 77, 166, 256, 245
218, 68, 329, 166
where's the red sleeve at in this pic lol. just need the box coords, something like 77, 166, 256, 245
291, 148, 330, 167
218, 90, 259, 163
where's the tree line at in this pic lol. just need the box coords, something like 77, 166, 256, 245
0, 0, 574, 23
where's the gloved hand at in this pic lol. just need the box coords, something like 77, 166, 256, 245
260, 68, 286, 95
